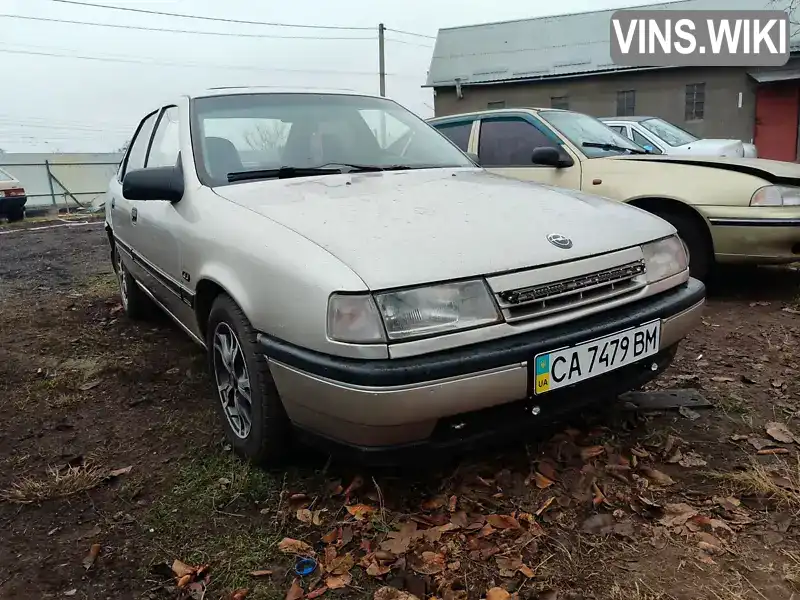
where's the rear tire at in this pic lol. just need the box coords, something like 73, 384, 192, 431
649, 209, 713, 282
6, 207, 24, 222
206, 294, 291, 465
113, 244, 153, 320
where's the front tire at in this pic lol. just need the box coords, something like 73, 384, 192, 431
650, 210, 713, 282
206, 294, 291, 465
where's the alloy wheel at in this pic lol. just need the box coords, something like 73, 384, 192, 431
212, 322, 253, 439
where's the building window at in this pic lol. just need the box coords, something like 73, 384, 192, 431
551, 96, 569, 109
616, 90, 635, 116
685, 83, 705, 121
487, 100, 506, 109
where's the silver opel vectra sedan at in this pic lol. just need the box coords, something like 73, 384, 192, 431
104, 88, 705, 464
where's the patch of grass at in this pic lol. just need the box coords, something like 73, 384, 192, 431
144, 450, 286, 595
81, 272, 118, 298
1, 460, 108, 503
710, 456, 800, 510
607, 580, 667, 600
715, 393, 749, 416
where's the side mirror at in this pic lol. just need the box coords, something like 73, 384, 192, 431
466, 152, 481, 166
122, 166, 184, 202
531, 146, 573, 168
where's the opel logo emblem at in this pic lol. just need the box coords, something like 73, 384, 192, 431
547, 233, 573, 249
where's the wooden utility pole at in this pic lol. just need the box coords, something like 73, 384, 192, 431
378, 23, 386, 97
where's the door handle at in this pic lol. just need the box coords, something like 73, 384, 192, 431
131, 206, 138, 223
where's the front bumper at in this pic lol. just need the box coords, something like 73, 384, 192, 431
708, 216, 800, 265
259, 278, 705, 456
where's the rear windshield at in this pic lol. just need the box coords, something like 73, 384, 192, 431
0, 167, 14, 181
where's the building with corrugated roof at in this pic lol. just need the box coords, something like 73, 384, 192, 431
425, 0, 800, 161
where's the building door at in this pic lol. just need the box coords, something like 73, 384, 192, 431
754, 84, 799, 162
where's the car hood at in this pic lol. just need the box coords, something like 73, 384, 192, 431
213, 168, 674, 290
609, 154, 800, 184
673, 138, 744, 157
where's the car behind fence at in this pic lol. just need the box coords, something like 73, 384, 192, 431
0, 152, 122, 215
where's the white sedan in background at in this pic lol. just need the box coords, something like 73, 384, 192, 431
600, 116, 758, 158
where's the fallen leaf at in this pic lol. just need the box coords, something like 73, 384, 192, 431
748, 437, 777, 451
536, 496, 555, 516
486, 514, 521, 529
230, 589, 249, 600
80, 380, 101, 391
658, 503, 699, 528
172, 559, 196, 578
343, 475, 363, 501
297, 508, 313, 524
307, 587, 328, 599
65, 591, 77, 597
533, 472, 555, 489
250, 570, 273, 577
758, 448, 790, 455
486, 588, 511, 600
450, 511, 468, 528
108, 466, 133, 478
326, 552, 355, 576
640, 467, 675, 486
380, 522, 418, 554
278, 537, 314, 556
410, 551, 446, 575
448, 495, 458, 512
518, 564, 535, 578
421, 496, 446, 511
83, 543, 100, 570
322, 528, 339, 544
177, 574, 193, 588
711, 376, 734, 383
286, 579, 304, 600
495, 555, 522, 577
326, 572, 353, 589
766, 422, 796, 444
447, 560, 461, 571
678, 452, 707, 468
346, 504, 376, 521
366, 561, 391, 577
580, 445, 605, 461
771, 380, 785, 389
374, 587, 422, 600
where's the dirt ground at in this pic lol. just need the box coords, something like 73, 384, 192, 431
1, 219, 799, 600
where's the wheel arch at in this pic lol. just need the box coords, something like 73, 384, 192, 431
194, 272, 251, 342
625, 195, 715, 253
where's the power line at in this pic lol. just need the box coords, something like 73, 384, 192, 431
385, 27, 436, 39
0, 45, 420, 78
0, 13, 375, 41
385, 36, 434, 49
50, 0, 374, 31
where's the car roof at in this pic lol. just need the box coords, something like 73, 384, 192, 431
427, 107, 568, 122
599, 116, 655, 122
188, 86, 386, 100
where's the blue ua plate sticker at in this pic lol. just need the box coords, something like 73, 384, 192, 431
534, 354, 551, 394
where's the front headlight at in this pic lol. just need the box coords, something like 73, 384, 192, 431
750, 185, 800, 206
374, 279, 500, 341
642, 235, 688, 283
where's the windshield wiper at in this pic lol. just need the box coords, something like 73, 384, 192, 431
582, 142, 649, 155
227, 163, 415, 182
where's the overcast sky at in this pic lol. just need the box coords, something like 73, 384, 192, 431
1, 0, 697, 153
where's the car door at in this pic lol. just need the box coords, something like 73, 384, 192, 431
431, 119, 477, 154
108, 109, 160, 291
130, 105, 189, 319
475, 114, 581, 189
629, 126, 664, 154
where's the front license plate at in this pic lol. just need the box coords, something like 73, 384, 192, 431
532, 320, 661, 395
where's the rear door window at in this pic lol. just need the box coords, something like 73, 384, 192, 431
434, 121, 473, 152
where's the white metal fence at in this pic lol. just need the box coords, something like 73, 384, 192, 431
0, 152, 122, 214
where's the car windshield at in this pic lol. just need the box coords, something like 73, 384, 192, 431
537, 110, 647, 157
640, 118, 698, 147
190, 93, 474, 185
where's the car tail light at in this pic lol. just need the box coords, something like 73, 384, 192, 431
0, 187, 25, 197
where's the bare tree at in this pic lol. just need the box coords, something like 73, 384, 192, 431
770, 0, 799, 25
244, 121, 289, 152
117, 141, 130, 154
